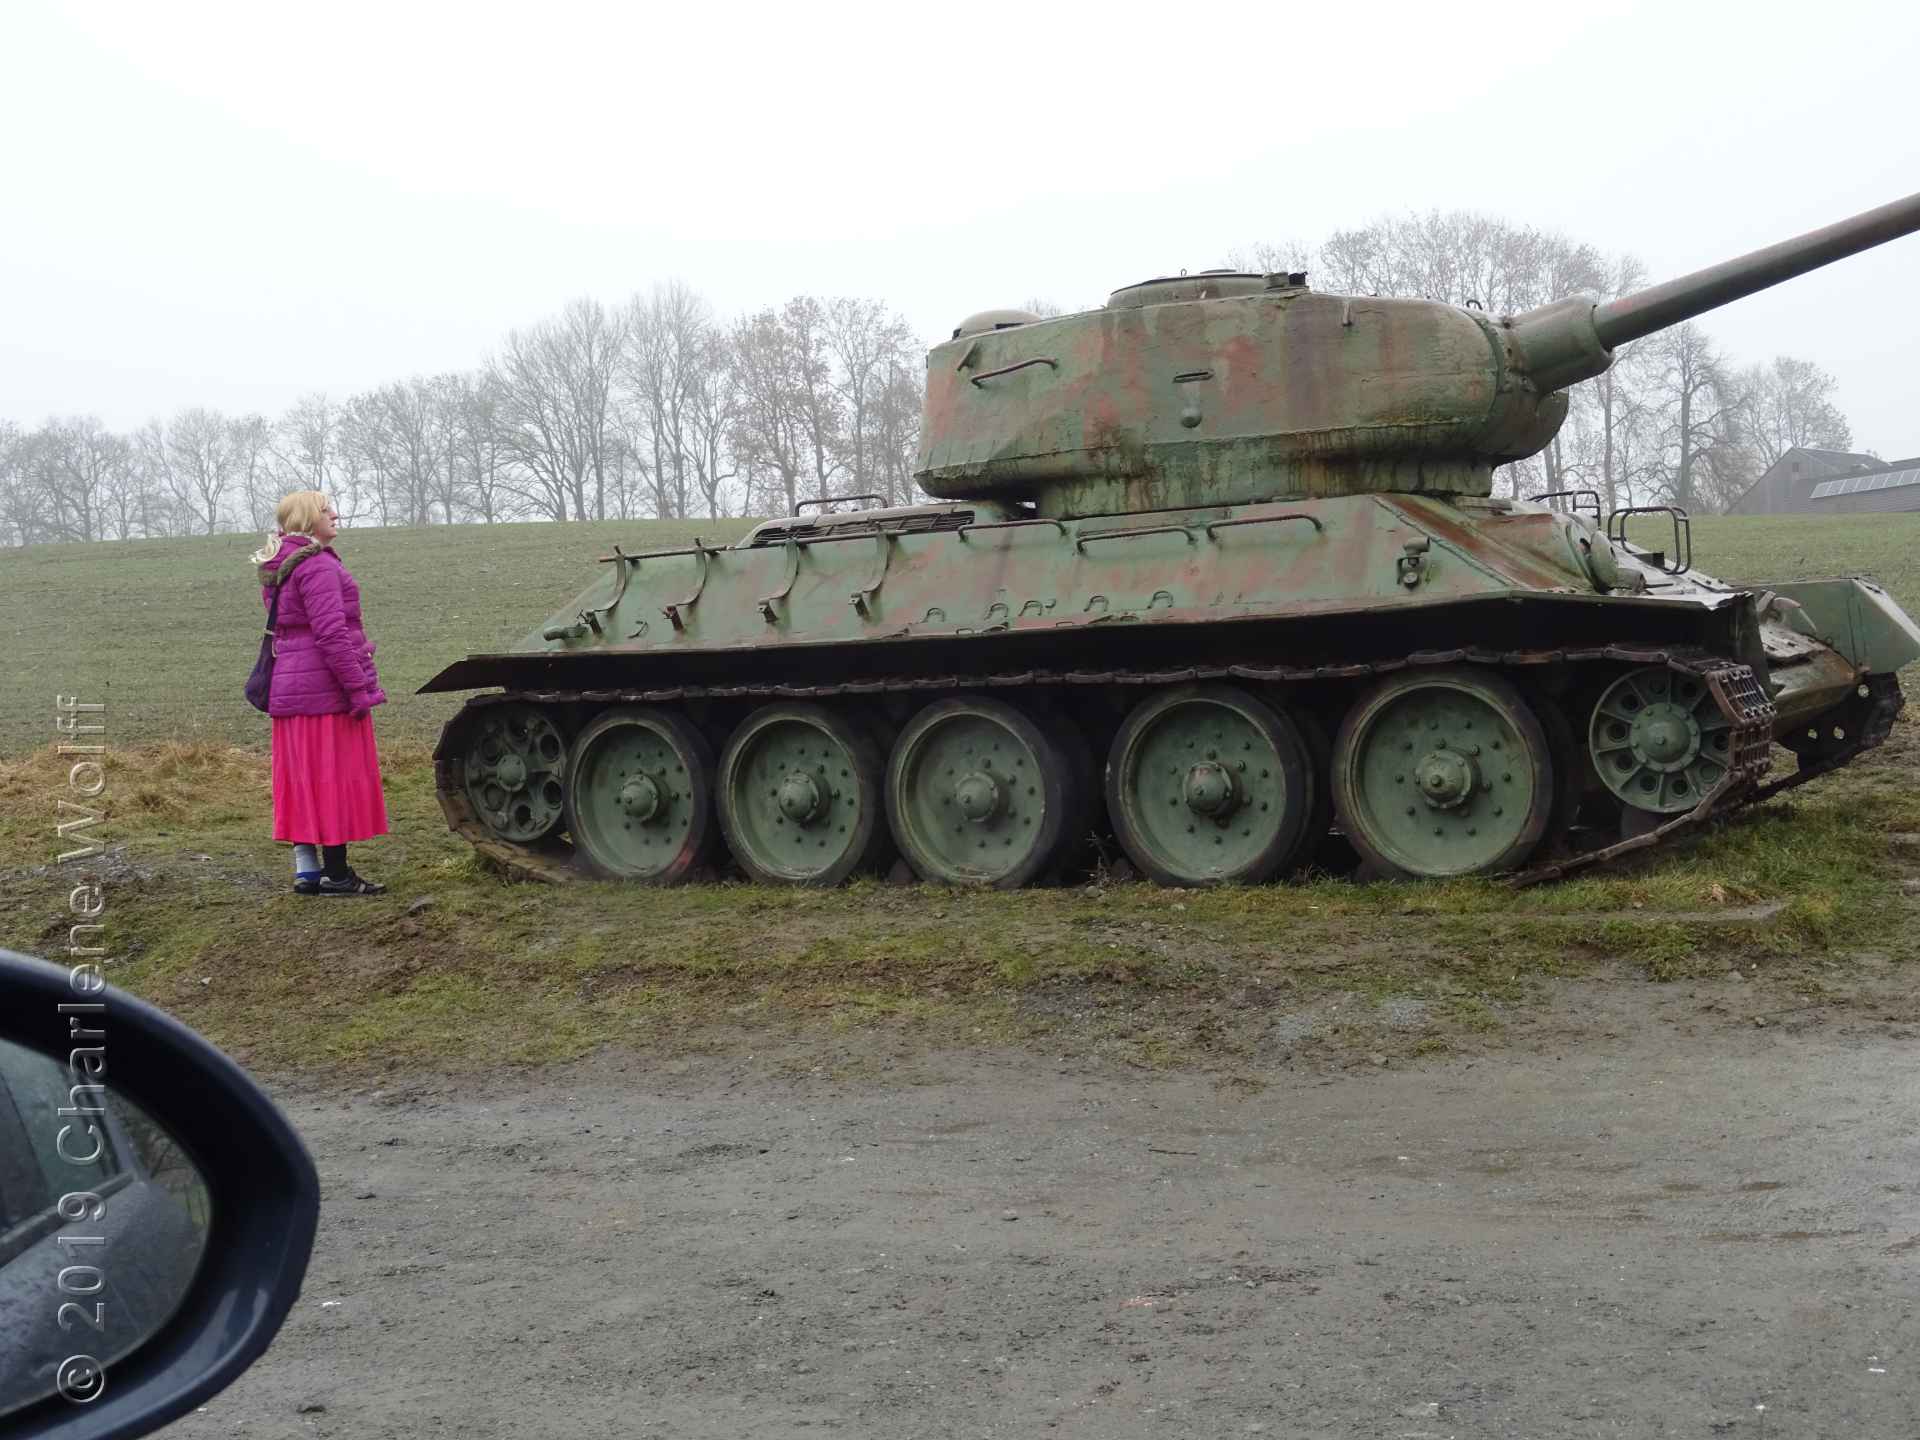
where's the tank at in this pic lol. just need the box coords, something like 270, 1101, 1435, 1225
423, 191, 1920, 888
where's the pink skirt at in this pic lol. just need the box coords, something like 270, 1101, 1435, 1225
271, 713, 389, 845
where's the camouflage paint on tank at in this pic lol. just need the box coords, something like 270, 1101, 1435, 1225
436, 496, 1629, 671
916, 288, 1568, 519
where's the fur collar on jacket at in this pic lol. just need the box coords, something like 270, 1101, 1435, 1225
264, 539, 329, 585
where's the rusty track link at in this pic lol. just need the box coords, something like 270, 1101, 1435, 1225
435, 648, 1902, 889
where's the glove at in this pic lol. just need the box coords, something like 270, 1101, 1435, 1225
348, 693, 371, 720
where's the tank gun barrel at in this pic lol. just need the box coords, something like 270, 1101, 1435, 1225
1593, 189, 1920, 349
1508, 190, 1920, 394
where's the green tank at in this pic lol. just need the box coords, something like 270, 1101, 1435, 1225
424, 192, 1920, 887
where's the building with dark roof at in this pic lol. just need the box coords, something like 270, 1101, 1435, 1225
1724, 446, 1885, 515
1807, 456, 1920, 515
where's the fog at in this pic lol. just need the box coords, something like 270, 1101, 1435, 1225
5, 0, 1917, 455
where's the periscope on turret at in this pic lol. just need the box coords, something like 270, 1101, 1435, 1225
421, 193, 1920, 889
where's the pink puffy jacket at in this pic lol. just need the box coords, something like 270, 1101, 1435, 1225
258, 534, 387, 718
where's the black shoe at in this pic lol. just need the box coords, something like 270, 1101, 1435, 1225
293, 875, 321, 896
317, 870, 387, 897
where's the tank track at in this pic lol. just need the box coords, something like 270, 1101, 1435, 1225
434, 648, 1901, 889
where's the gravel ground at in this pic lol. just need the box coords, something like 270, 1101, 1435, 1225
163, 981, 1920, 1440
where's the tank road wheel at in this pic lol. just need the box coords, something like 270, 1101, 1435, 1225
1589, 665, 1733, 820
1332, 667, 1555, 880
460, 704, 568, 843
565, 707, 718, 884
717, 704, 893, 886
886, 697, 1079, 888
1105, 685, 1316, 887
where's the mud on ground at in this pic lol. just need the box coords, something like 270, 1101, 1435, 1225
165, 979, 1920, 1440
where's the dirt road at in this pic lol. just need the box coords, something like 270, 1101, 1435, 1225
164, 982, 1918, 1439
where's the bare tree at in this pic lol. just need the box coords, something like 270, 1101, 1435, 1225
229, 414, 276, 530
491, 298, 625, 522
730, 296, 864, 515
100, 431, 146, 540
1644, 323, 1745, 511
0, 421, 49, 546
451, 371, 513, 523
337, 392, 399, 527
272, 394, 338, 491
602, 432, 652, 520
128, 420, 177, 537
824, 297, 915, 494
622, 282, 716, 520
730, 306, 814, 517
683, 325, 738, 518
868, 355, 924, 507
269, 391, 374, 525
1318, 210, 1608, 314
371, 379, 440, 525
424, 374, 470, 524
163, 408, 239, 535
1736, 356, 1852, 470
28, 417, 130, 542
784, 297, 845, 503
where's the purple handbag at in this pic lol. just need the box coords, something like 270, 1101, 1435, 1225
246, 547, 319, 713
244, 581, 287, 712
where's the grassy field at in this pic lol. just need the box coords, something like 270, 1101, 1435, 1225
0, 515, 753, 757
2, 512, 1916, 757
2, 512, 1917, 1075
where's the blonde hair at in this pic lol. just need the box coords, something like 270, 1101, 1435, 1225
249, 491, 332, 566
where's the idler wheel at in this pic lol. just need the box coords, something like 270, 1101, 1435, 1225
458, 704, 568, 843
565, 707, 718, 883
1104, 684, 1316, 887
717, 703, 893, 886
1589, 665, 1732, 816
1332, 667, 1555, 879
885, 697, 1080, 888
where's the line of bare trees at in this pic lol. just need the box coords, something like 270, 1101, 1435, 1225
1235, 214, 1856, 511
3, 214, 1864, 548
0, 285, 925, 545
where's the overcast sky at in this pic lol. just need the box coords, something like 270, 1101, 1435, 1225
5, 0, 1917, 456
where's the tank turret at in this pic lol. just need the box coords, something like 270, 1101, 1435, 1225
917, 192, 1920, 519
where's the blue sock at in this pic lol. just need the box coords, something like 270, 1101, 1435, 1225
294, 844, 321, 878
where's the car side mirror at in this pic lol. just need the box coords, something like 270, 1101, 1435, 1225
0, 949, 318, 1440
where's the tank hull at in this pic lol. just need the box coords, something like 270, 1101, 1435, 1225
422, 496, 1916, 887
422, 496, 1774, 686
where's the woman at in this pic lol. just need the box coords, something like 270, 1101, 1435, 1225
250, 491, 389, 896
